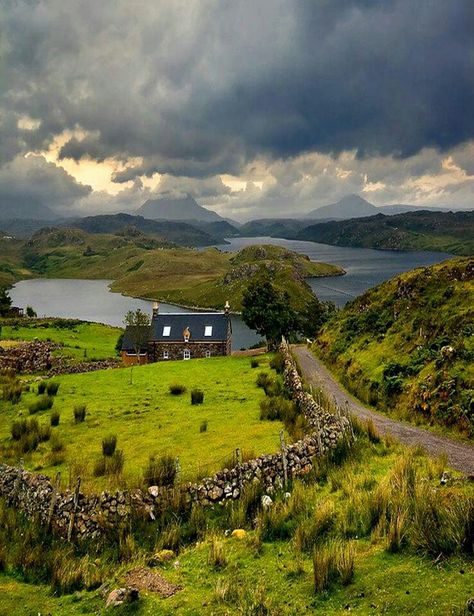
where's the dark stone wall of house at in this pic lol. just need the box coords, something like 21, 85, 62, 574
0, 341, 351, 540
148, 341, 230, 361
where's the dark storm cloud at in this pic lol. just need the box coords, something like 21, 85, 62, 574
0, 0, 472, 182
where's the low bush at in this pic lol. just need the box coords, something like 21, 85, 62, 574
102, 435, 117, 457
73, 404, 86, 423
29, 395, 54, 415
50, 410, 60, 427
144, 454, 177, 487
191, 389, 204, 405
169, 383, 186, 395
200, 420, 208, 433
256, 372, 272, 390
250, 358, 260, 368
46, 382, 60, 396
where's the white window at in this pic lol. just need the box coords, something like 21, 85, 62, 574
205, 350, 211, 358
204, 325, 213, 337
183, 349, 191, 360
163, 350, 169, 360
162, 326, 171, 337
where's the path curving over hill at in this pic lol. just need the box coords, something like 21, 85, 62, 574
292, 346, 474, 476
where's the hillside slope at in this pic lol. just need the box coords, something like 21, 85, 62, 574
314, 257, 474, 435
296, 210, 474, 255
0, 229, 344, 311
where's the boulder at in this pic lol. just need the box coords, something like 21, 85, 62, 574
105, 587, 139, 608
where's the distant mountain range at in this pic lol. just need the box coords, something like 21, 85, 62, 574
302, 194, 450, 220
0, 198, 55, 220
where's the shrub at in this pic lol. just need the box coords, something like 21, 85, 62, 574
37, 382, 47, 395
73, 404, 86, 423
144, 454, 177, 487
46, 382, 60, 396
208, 535, 227, 569
102, 435, 117, 457
50, 410, 60, 427
28, 395, 54, 415
250, 358, 260, 368
191, 389, 204, 405
169, 383, 186, 395
200, 420, 208, 433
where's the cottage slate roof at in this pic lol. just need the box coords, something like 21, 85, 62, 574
150, 313, 231, 342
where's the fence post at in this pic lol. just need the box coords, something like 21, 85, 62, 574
235, 448, 243, 493
47, 471, 61, 530
279, 431, 288, 488
67, 476, 81, 543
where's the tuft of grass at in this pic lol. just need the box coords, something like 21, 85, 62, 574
250, 358, 260, 369
312, 540, 355, 593
169, 383, 186, 395
366, 418, 381, 443
199, 419, 208, 433
50, 410, 60, 427
2, 380, 22, 404
144, 454, 177, 487
102, 435, 117, 457
73, 404, 86, 423
191, 389, 204, 405
46, 382, 60, 396
208, 535, 227, 569
28, 395, 54, 415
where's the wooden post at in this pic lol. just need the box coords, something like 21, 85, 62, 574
47, 471, 61, 530
175, 457, 181, 484
235, 448, 243, 493
67, 476, 81, 543
279, 431, 288, 488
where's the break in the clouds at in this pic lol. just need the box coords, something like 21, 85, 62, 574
0, 0, 473, 219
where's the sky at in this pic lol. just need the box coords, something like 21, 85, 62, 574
1, 0, 473, 221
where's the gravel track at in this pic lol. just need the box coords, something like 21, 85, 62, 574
293, 346, 474, 476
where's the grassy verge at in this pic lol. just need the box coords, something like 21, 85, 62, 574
0, 318, 122, 362
0, 421, 472, 615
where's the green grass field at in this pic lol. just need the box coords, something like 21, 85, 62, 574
0, 355, 284, 489
0, 319, 121, 361
0, 435, 472, 615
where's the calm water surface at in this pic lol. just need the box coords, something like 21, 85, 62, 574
9, 279, 261, 350
9, 238, 450, 349
216, 237, 450, 306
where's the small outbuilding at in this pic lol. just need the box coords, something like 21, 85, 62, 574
121, 302, 232, 364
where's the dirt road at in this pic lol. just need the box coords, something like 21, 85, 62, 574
293, 346, 474, 476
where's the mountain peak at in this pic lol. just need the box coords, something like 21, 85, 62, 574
304, 194, 377, 220
137, 194, 224, 223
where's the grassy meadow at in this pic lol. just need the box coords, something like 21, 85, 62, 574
0, 355, 285, 489
0, 425, 472, 615
0, 319, 121, 362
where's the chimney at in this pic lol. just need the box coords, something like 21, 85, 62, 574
224, 300, 230, 315
152, 301, 159, 318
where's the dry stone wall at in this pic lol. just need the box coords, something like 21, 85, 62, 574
0, 341, 351, 540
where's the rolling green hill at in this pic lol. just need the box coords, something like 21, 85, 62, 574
314, 257, 474, 435
0, 229, 344, 311
295, 210, 474, 255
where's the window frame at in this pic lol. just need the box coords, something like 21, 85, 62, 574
204, 325, 213, 337
183, 349, 191, 360
162, 325, 171, 337
163, 350, 169, 360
